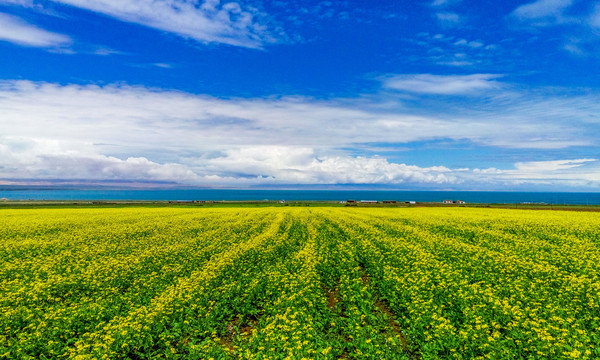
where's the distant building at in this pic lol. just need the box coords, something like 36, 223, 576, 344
443, 200, 453, 204
405, 201, 416, 204
455, 200, 466, 204
360, 200, 378, 204
279, 200, 286, 204
383, 200, 397, 204
346, 199, 357, 203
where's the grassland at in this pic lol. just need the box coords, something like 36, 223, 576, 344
1, 206, 599, 359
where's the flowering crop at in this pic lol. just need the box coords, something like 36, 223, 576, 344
1, 207, 599, 359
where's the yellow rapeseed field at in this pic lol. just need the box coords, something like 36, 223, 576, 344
1, 207, 599, 359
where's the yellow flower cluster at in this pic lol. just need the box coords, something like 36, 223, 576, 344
1, 206, 599, 359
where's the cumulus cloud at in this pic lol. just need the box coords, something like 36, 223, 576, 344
47, 0, 281, 48
409, 33, 500, 67
0, 12, 71, 47
0, 137, 201, 182
0, 138, 458, 186
207, 154, 600, 188
382, 73, 502, 95
3, 137, 597, 188
205, 146, 456, 185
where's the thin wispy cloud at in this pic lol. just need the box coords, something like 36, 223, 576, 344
0, 12, 71, 47
476, 159, 600, 187
92, 47, 126, 56
382, 74, 502, 95
153, 63, 173, 69
514, 158, 596, 172
48, 0, 282, 48
436, 12, 461, 26
510, 0, 573, 26
0, 0, 35, 6
589, 4, 600, 28
430, 0, 461, 7
509, 0, 600, 57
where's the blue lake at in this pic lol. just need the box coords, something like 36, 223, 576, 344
1, 189, 600, 204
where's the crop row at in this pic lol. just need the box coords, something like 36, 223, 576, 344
1, 207, 599, 359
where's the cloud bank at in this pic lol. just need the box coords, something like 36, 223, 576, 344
0, 79, 598, 188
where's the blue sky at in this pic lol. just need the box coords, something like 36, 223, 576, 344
0, 0, 599, 190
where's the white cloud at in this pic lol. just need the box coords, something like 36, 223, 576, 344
471, 159, 600, 187
430, 0, 461, 7
453, 39, 484, 48
590, 4, 600, 28
0, 12, 71, 47
204, 146, 456, 185
0, 138, 457, 185
511, 0, 573, 25
0, 79, 595, 151
3, 136, 598, 188
48, 0, 281, 48
563, 39, 585, 56
412, 33, 498, 67
436, 12, 461, 25
0, 80, 466, 155
382, 74, 501, 95
0, 137, 201, 182
0, 80, 598, 187
0, 0, 35, 6
509, 1, 600, 57
514, 158, 596, 172
92, 47, 126, 56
